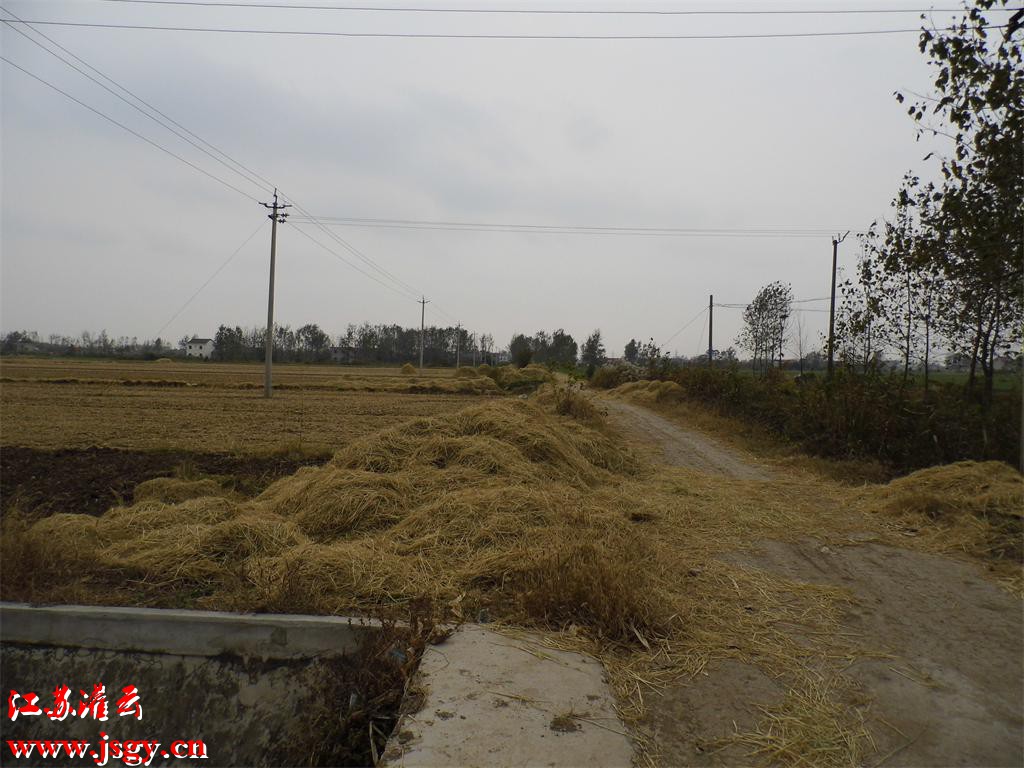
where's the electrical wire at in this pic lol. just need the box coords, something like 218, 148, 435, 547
6, 19, 1006, 40
661, 306, 706, 348
0, 54, 259, 201
290, 222, 424, 301
283, 199, 426, 300
0, 7, 272, 197
153, 219, 266, 339
292, 216, 850, 233
289, 216, 853, 238
0, 8, 279, 193
1, 27, 456, 319
96, 1, 984, 16
695, 308, 708, 357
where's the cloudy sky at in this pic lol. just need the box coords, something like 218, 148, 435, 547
0, 0, 997, 357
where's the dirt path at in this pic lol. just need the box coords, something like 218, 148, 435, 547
602, 397, 1023, 767
601, 399, 772, 480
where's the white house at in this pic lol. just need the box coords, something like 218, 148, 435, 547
186, 337, 214, 359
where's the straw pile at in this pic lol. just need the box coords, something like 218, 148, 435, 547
12, 399, 675, 641
612, 380, 685, 404
454, 366, 480, 379
400, 363, 416, 375
482, 364, 551, 392
858, 460, 1023, 561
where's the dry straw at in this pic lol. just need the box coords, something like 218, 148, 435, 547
4, 387, 1020, 767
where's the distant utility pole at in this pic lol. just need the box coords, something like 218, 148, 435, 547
455, 322, 461, 368
708, 294, 714, 367
259, 189, 291, 398
826, 231, 850, 381
418, 296, 429, 371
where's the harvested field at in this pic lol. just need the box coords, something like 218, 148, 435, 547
0, 359, 503, 395
0, 382, 472, 452
1, 358, 458, 386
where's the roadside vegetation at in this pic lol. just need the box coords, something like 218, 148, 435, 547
590, 5, 1022, 477
595, 366, 1020, 474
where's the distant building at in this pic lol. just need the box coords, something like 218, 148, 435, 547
186, 337, 214, 359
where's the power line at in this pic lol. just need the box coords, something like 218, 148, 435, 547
299, 223, 846, 238
715, 300, 831, 309
284, 200, 426, 299
662, 306, 706, 348
695, 308, 708, 356
96, 0, 981, 16
288, 200, 462, 321
290, 222, 422, 301
0, 54, 259, 201
293, 216, 852, 233
0, 9, 279, 193
6, 19, 1005, 40
1, 23, 455, 318
291, 215, 856, 238
153, 219, 266, 338
0, 7, 272, 197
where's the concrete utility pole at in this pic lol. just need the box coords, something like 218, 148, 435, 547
418, 296, 429, 371
455, 322, 461, 368
826, 231, 850, 381
259, 189, 291, 398
708, 294, 714, 367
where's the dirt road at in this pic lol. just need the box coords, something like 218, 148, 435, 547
602, 399, 772, 480
603, 397, 1023, 767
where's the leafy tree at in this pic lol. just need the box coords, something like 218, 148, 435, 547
736, 282, 792, 375
624, 339, 639, 364
297, 323, 330, 361
898, 1, 1022, 400
213, 325, 246, 361
547, 329, 578, 367
580, 330, 607, 376
509, 334, 533, 367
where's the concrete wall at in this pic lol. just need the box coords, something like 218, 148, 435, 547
0, 603, 388, 767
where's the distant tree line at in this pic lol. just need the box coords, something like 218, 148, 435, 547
0, 330, 171, 359
211, 322, 504, 366
0, 323, 506, 367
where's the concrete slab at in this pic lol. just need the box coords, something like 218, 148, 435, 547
383, 625, 634, 768
1, 603, 393, 767
0, 601, 381, 658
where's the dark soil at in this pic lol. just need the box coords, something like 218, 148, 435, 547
0, 446, 331, 518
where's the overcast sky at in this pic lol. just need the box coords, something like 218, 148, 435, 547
0, 0, 993, 357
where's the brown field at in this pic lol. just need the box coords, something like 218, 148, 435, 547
0, 381, 474, 452
0, 358, 490, 521
0, 357, 459, 387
